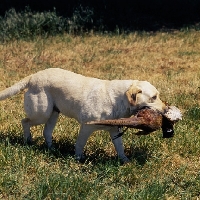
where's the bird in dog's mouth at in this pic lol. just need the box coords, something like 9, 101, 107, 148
86, 105, 182, 138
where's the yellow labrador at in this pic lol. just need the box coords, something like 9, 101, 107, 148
0, 68, 166, 162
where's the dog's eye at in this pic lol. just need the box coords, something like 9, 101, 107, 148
149, 95, 157, 103
152, 95, 157, 100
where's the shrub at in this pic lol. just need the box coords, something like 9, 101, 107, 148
0, 8, 66, 41
67, 5, 94, 34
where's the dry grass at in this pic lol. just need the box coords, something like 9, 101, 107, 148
1, 32, 200, 102
0, 31, 200, 199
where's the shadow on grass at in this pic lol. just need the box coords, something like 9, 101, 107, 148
0, 130, 150, 166
0, 130, 76, 157
86, 146, 151, 166
126, 146, 151, 166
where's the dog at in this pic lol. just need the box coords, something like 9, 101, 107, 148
0, 68, 166, 162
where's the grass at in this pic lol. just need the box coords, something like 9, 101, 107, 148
0, 30, 200, 199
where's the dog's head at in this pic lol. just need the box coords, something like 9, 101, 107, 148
126, 81, 167, 113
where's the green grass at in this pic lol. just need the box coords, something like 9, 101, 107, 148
0, 31, 200, 199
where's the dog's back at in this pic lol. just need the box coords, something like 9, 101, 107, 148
27, 68, 133, 122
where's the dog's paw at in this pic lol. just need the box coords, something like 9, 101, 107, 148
48, 144, 56, 152
75, 154, 86, 163
121, 156, 130, 164
24, 137, 33, 146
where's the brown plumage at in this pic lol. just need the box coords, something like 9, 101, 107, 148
86, 107, 180, 138
87, 108, 162, 130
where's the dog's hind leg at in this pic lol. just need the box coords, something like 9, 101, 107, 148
22, 117, 50, 145
22, 118, 32, 144
43, 111, 59, 148
22, 90, 55, 145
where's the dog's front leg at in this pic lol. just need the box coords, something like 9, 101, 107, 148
109, 127, 130, 163
75, 124, 94, 161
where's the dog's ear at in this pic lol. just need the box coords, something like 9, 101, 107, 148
126, 85, 142, 106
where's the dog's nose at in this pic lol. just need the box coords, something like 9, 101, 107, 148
161, 101, 169, 113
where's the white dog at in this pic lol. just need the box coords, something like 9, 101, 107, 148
0, 68, 166, 162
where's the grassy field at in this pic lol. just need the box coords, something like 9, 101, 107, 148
0, 31, 200, 199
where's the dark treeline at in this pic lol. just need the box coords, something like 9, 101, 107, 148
1, 0, 200, 31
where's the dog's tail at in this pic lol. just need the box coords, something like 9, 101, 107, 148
0, 75, 31, 100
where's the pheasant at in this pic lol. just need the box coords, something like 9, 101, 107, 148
86, 106, 182, 138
